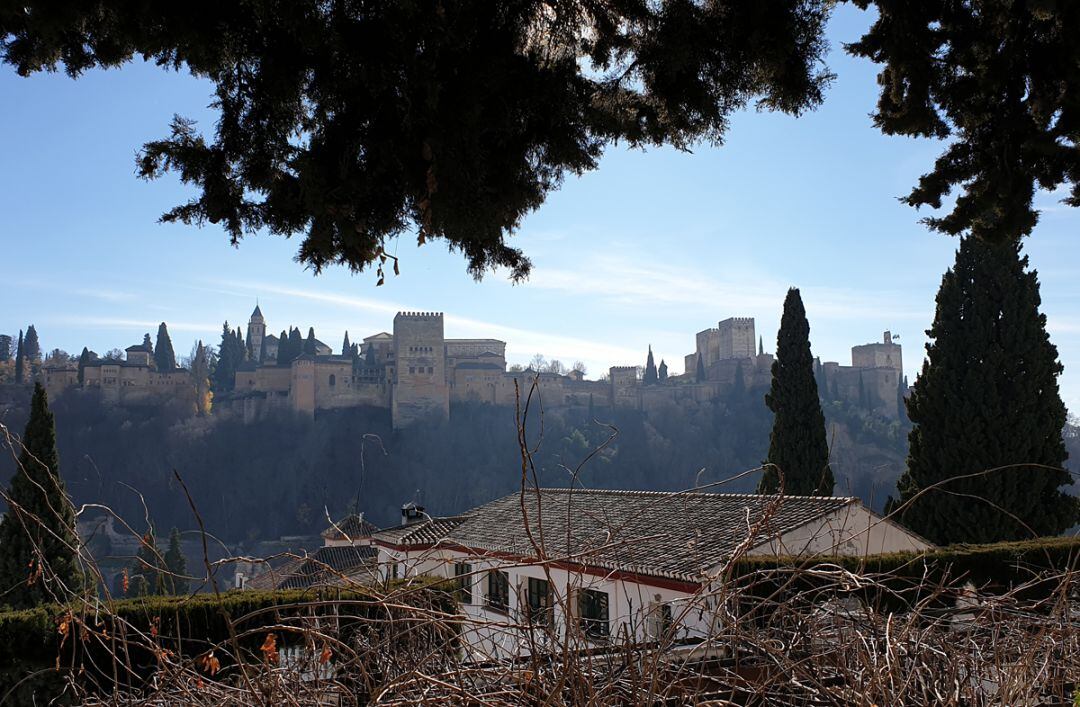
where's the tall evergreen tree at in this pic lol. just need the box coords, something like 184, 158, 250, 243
288, 328, 303, 360
23, 325, 40, 362
304, 327, 317, 355
695, 353, 706, 383
142, 333, 154, 354
758, 336, 764, 356
643, 346, 658, 385
896, 374, 908, 421
210, 322, 237, 393
275, 330, 289, 365
895, 238, 1077, 544
732, 361, 747, 404
0, 383, 81, 608
342, 332, 351, 357
77, 347, 90, 384
658, 359, 668, 382
234, 328, 245, 362
154, 322, 177, 370
14, 330, 25, 384
163, 527, 188, 595
0, 334, 10, 363
759, 288, 833, 496
857, 372, 868, 411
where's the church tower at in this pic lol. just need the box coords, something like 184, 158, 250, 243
247, 304, 266, 362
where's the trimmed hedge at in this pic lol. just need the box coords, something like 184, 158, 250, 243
726, 536, 1080, 613
0, 581, 455, 704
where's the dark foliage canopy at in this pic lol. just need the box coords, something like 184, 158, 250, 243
760, 288, 834, 496
0, 384, 81, 609
847, 2, 1080, 243
895, 237, 1077, 544
4, 3, 1079, 278
0, 0, 833, 280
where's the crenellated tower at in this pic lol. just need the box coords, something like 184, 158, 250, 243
391, 312, 449, 427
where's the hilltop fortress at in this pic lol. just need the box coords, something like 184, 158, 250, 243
40, 305, 905, 428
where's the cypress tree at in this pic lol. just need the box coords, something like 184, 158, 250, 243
14, 330, 25, 384
163, 527, 188, 595
142, 333, 154, 355
304, 327, 317, 355
23, 325, 40, 362
0, 383, 81, 608
0, 335, 10, 363
758, 336, 764, 356
695, 353, 706, 383
731, 361, 747, 404
289, 328, 303, 360
276, 330, 289, 365
77, 347, 90, 384
211, 322, 236, 393
342, 332, 351, 357
895, 238, 1077, 544
643, 346, 658, 385
234, 328, 245, 362
896, 374, 908, 421
858, 372, 868, 411
658, 359, 668, 381
154, 322, 176, 370
759, 288, 833, 496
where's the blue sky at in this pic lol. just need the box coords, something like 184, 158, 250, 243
3, 5, 1079, 410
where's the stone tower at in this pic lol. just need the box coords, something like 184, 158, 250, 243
717, 317, 756, 359
391, 312, 449, 428
247, 304, 266, 362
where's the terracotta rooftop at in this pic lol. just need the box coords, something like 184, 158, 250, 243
440, 489, 860, 582
321, 514, 380, 541
247, 545, 378, 590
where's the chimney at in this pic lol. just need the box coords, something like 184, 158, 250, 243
401, 502, 426, 526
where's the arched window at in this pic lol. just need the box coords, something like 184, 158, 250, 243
329, 374, 336, 387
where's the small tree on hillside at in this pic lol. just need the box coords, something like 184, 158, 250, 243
759, 288, 833, 496
129, 529, 163, 596
191, 340, 213, 416
0, 334, 11, 362
142, 333, 154, 355
658, 359, 668, 381
695, 353, 706, 383
894, 237, 1077, 544
0, 383, 81, 608
154, 322, 176, 370
163, 527, 188, 595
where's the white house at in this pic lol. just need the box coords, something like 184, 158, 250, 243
369, 488, 931, 661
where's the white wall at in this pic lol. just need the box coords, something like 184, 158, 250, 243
746, 504, 931, 557
375, 545, 721, 661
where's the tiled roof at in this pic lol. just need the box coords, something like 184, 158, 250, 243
321, 514, 380, 541
371, 516, 470, 547
125, 343, 153, 353
249, 545, 378, 590
443, 489, 857, 582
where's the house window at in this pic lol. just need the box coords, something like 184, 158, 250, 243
578, 589, 609, 640
427, 366, 434, 374
526, 577, 553, 625
647, 599, 674, 639
329, 374, 336, 387
409, 366, 415, 374
486, 570, 510, 613
453, 563, 473, 604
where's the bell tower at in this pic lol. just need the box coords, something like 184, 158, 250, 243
247, 303, 266, 362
